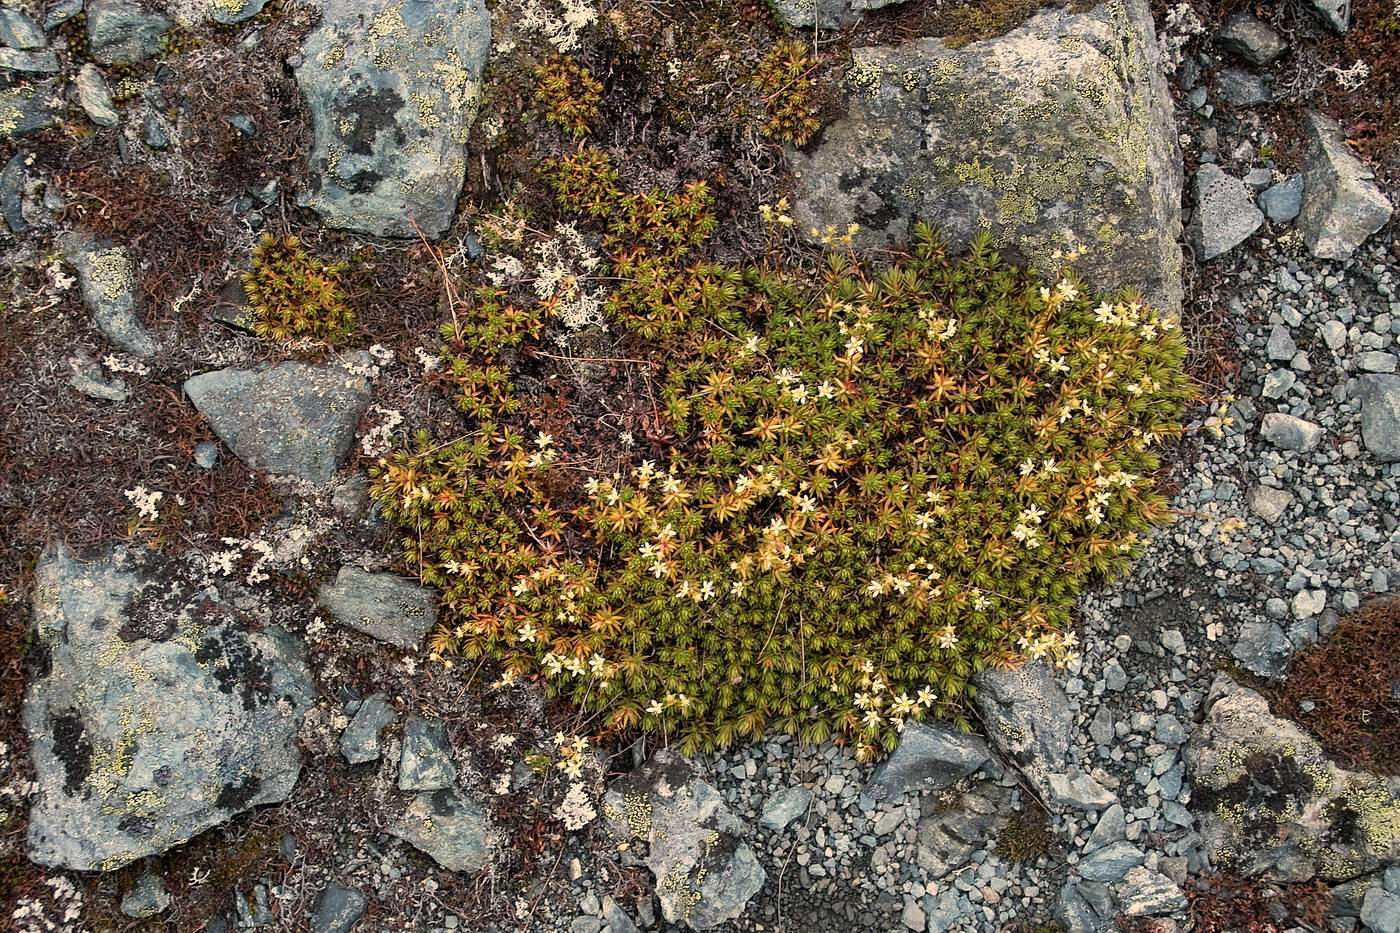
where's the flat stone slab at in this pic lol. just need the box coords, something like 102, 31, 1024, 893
24, 543, 313, 871
318, 566, 437, 649
390, 789, 493, 873
865, 720, 990, 803
294, 0, 491, 238
184, 353, 374, 485
790, 0, 1183, 311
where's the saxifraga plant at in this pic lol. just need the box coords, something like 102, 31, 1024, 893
371, 152, 1192, 761
242, 234, 354, 343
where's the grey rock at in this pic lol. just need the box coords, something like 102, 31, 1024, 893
603, 751, 764, 929
318, 566, 437, 649
570, 918, 602, 933
1084, 802, 1126, 853
1047, 770, 1116, 810
1359, 352, 1399, 373
1216, 67, 1270, 107
340, 693, 397, 765
87, 0, 171, 65
0, 8, 47, 49
67, 354, 130, 403
1259, 412, 1324, 452
294, 0, 490, 238
398, 714, 457, 791
44, 0, 84, 31
1055, 882, 1111, 933
1365, 889, 1400, 933
1185, 675, 1400, 881
311, 883, 367, 933
1231, 620, 1293, 678
1359, 375, 1400, 462
759, 785, 812, 831
1246, 484, 1292, 523
1154, 714, 1187, 745
120, 873, 171, 918
0, 47, 59, 71
1089, 706, 1114, 746
1308, 0, 1351, 32
390, 788, 492, 873
1298, 111, 1393, 260
75, 64, 120, 128
972, 661, 1070, 803
1260, 175, 1305, 223
193, 441, 219, 469
768, 0, 859, 28
1322, 319, 1348, 351
601, 896, 640, 933
183, 354, 373, 484
23, 543, 314, 871
204, 0, 269, 26
914, 782, 1011, 879
865, 720, 990, 803
1, 150, 28, 234
1266, 323, 1297, 360
790, 0, 1184, 311
1216, 13, 1287, 65
1115, 866, 1187, 916
1192, 163, 1264, 260
60, 233, 157, 357
0, 80, 64, 139
1077, 840, 1146, 883
143, 110, 170, 150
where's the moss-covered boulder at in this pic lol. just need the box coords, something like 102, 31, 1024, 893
790, 0, 1183, 311
1184, 674, 1400, 883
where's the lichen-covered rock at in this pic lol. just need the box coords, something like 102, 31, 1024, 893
603, 751, 765, 930
971, 661, 1072, 804
1191, 163, 1264, 260
23, 543, 314, 871
339, 693, 396, 765
0, 81, 64, 139
1298, 110, 1393, 261
183, 353, 374, 484
790, 0, 1183, 311
389, 788, 492, 873
165, 0, 269, 27
294, 0, 491, 238
397, 713, 457, 791
1359, 375, 1400, 463
1184, 674, 1400, 882
86, 0, 171, 65
59, 233, 158, 358
317, 566, 437, 649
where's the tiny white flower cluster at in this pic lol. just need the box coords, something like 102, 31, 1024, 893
644, 692, 693, 717
851, 659, 937, 737
1011, 504, 1045, 549
124, 485, 163, 521
517, 0, 596, 53
527, 430, 559, 469
1018, 628, 1080, 666
360, 405, 404, 458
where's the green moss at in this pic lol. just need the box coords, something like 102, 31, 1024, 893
996, 807, 1053, 862
371, 145, 1191, 760
242, 234, 355, 344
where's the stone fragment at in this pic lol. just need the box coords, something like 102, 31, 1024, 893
0, 81, 64, 139
1216, 67, 1270, 107
120, 873, 171, 918
183, 354, 373, 484
86, 0, 171, 65
1231, 620, 1293, 679
603, 751, 764, 929
1046, 771, 1116, 810
759, 785, 812, 831
1260, 175, 1304, 223
398, 714, 457, 791
1359, 375, 1400, 462
914, 782, 1011, 878
0, 8, 46, 49
790, 0, 1183, 310
1115, 866, 1187, 916
1077, 840, 1146, 883
865, 720, 990, 803
318, 567, 437, 649
1246, 484, 1292, 523
1192, 164, 1264, 260
0, 47, 58, 71
340, 693, 397, 765
311, 883, 368, 933
1259, 412, 1323, 452
1266, 323, 1297, 360
24, 543, 313, 871
1185, 674, 1400, 881
75, 64, 119, 128
390, 789, 492, 873
294, 0, 491, 238
1084, 803, 1126, 853
1308, 0, 1351, 32
1298, 111, 1393, 260
1216, 13, 1287, 65
60, 233, 157, 357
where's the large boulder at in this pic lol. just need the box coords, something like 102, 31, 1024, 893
183, 353, 374, 485
1184, 674, 1400, 882
24, 544, 314, 871
294, 0, 491, 238
1298, 110, 1394, 261
790, 0, 1183, 311
603, 752, 765, 930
